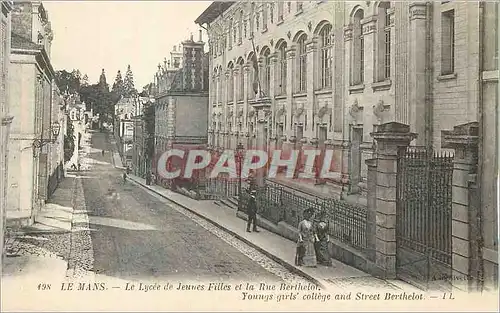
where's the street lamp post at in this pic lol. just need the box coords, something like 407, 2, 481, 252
32, 121, 61, 152
236, 142, 244, 211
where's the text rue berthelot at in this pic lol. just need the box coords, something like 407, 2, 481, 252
55, 281, 439, 303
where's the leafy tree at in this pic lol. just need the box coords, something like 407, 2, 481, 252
55, 70, 80, 95
81, 74, 89, 86
64, 117, 75, 162
98, 69, 109, 92
143, 102, 155, 160
112, 70, 124, 98
123, 64, 137, 97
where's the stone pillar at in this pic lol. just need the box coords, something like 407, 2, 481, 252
269, 53, 278, 138
408, 3, 428, 145
232, 67, 239, 149
285, 48, 296, 140
441, 122, 480, 292
365, 158, 377, 262
243, 64, 250, 129
361, 15, 376, 84
394, 2, 410, 125
370, 122, 416, 279
305, 37, 317, 140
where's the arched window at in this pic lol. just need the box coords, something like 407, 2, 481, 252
238, 11, 243, 43
211, 74, 217, 104
217, 66, 223, 104
319, 24, 333, 89
277, 41, 287, 95
228, 19, 233, 49
262, 3, 268, 30
377, 2, 391, 81
351, 9, 364, 85
237, 58, 245, 101
277, 2, 284, 22
297, 34, 308, 93
248, 53, 257, 100
228, 63, 234, 102
250, 2, 255, 37
261, 48, 271, 96
297, 2, 303, 12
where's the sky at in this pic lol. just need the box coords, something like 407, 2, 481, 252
43, 1, 210, 90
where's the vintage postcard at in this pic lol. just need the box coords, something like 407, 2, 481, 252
1, 0, 498, 311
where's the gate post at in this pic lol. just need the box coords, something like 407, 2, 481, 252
370, 122, 416, 279
441, 122, 479, 292
365, 158, 377, 262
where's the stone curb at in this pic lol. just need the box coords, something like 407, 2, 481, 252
126, 175, 326, 289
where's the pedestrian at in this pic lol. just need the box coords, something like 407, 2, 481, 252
314, 214, 332, 266
122, 171, 127, 184
77, 163, 81, 171
151, 172, 156, 185
246, 189, 259, 233
102, 149, 105, 156
296, 208, 318, 268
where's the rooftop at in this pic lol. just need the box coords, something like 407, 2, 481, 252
194, 1, 235, 25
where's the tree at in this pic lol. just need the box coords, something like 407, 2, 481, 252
55, 70, 80, 95
112, 70, 124, 98
98, 69, 109, 92
80, 82, 114, 125
64, 117, 75, 162
123, 64, 137, 97
81, 74, 89, 86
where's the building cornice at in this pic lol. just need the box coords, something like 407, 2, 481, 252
12, 46, 55, 80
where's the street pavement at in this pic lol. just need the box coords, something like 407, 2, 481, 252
80, 131, 294, 284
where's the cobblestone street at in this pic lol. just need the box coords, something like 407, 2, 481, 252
3, 131, 315, 286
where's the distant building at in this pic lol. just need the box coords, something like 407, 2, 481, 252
67, 94, 85, 122
131, 97, 153, 178
115, 96, 148, 168
152, 32, 209, 189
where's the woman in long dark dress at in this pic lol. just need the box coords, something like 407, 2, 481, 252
297, 208, 318, 267
315, 219, 332, 266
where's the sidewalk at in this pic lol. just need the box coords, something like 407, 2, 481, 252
3, 130, 94, 285
3, 176, 76, 285
125, 173, 420, 292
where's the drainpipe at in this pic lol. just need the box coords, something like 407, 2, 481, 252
425, 2, 434, 150
476, 1, 485, 293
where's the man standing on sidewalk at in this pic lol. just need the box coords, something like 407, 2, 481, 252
246, 190, 259, 233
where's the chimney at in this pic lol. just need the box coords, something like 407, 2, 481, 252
164, 57, 167, 68
173, 45, 176, 52
190, 33, 194, 41
199, 29, 203, 42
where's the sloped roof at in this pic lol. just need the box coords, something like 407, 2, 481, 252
11, 33, 42, 51
195, 1, 235, 25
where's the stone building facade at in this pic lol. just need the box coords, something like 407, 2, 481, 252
6, 1, 56, 227
196, 1, 496, 198
196, 1, 498, 292
1, 0, 14, 257
152, 33, 209, 186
